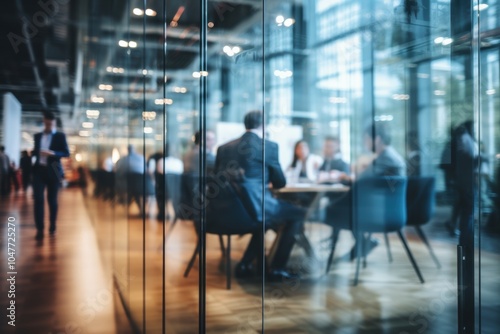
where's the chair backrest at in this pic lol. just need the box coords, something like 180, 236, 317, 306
353, 176, 407, 233
205, 179, 261, 235
126, 172, 155, 196
176, 174, 259, 235
176, 173, 200, 221
406, 176, 435, 226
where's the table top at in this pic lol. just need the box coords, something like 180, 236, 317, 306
275, 182, 350, 193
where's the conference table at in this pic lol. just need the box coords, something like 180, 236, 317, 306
270, 182, 350, 267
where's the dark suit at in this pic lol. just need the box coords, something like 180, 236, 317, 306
214, 131, 305, 269
33, 131, 70, 233
319, 157, 350, 174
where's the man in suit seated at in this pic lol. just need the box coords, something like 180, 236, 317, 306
326, 122, 406, 259
214, 110, 306, 281
317, 136, 350, 183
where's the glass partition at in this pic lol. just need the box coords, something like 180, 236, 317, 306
77, 0, 500, 332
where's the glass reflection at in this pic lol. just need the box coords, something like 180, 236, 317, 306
77, 0, 500, 332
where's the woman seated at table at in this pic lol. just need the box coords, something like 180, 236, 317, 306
287, 140, 323, 183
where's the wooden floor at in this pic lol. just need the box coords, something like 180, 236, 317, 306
0, 188, 129, 334
2, 187, 500, 333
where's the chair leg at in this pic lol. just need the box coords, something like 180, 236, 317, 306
218, 235, 225, 258
325, 228, 340, 274
226, 235, 231, 290
414, 226, 441, 269
354, 233, 363, 286
184, 239, 200, 278
363, 233, 370, 268
384, 233, 393, 263
164, 217, 178, 243
397, 230, 425, 283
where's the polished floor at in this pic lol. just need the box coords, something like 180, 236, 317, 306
1, 187, 500, 333
0, 188, 127, 334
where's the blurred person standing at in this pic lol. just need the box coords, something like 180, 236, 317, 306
0, 145, 11, 196
32, 111, 70, 239
20, 150, 33, 192
156, 145, 183, 220
115, 144, 151, 214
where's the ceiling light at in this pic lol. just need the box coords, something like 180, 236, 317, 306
143, 127, 153, 134
128, 41, 137, 48
98, 84, 113, 91
442, 38, 453, 46
118, 40, 128, 47
173, 87, 187, 93
486, 89, 495, 95
133, 8, 144, 16
142, 111, 156, 120
374, 115, 394, 121
86, 110, 100, 119
82, 122, 94, 128
154, 98, 173, 105
79, 130, 90, 137
232, 46, 241, 54
276, 15, 284, 24
90, 96, 105, 103
473, 4, 489, 11
208, 22, 214, 28
145, 9, 156, 16
392, 94, 410, 100
273, 70, 293, 78
284, 18, 295, 27
192, 71, 201, 78
434, 37, 444, 44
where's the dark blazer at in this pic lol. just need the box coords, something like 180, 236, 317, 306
33, 131, 70, 182
319, 158, 349, 174
214, 131, 286, 220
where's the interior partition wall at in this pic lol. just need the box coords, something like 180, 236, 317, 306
78, 0, 500, 333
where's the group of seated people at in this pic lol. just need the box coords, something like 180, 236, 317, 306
287, 136, 350, 184
211, 111, 406, 281
94, 110, 407, 282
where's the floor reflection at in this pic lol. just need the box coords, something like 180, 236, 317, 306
84, 191, 500, 333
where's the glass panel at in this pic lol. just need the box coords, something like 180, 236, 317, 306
477, 1, 500, 333
260, 0, 464, 332
75, 0, 500, 332
203, 0, 265, 332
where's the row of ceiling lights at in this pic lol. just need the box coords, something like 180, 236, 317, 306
132, 8, 157, 17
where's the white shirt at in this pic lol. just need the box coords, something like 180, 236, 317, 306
39, 130, 55, 166
156, 157, 184, 174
